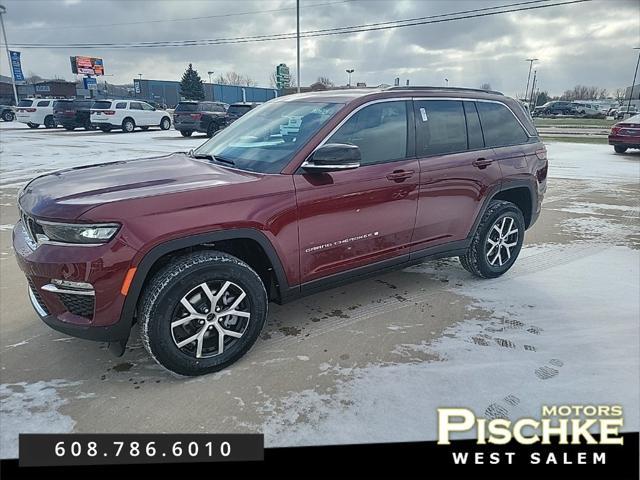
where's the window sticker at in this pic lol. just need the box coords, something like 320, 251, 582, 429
420, 107, 428, 122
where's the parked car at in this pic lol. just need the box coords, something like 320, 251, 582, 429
53, 99, 95, 130
226, 102, 261, 123
533, 101, 575, 116
1, 104, 15, 122
571, 102, 605, 118
608, 113, 640, 153
90, 99, 172, 133
615, 105, 638, 120
173, 101, 228, 137
15, 98, 57, 128
13, 86, 547, 376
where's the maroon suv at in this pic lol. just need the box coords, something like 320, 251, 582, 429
13, 87, 547, 376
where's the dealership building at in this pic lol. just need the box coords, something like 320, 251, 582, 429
132, 79, 278, 107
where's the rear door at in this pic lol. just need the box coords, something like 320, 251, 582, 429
410, 99, 502, 254
128, 101, 145, 125
294, 99, 420, 284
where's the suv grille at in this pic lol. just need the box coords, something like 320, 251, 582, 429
58, 293, 95, 319
27, 279, 50, 315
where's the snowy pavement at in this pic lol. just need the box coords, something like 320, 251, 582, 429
0, 123, 639, 457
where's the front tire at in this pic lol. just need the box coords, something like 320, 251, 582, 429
140, 251, 268, 376
459, 200, 525, 278
160, 117, 171, 130
122, 118, 135, 133
614, 145, 627, 154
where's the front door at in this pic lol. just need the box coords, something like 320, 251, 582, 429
294, 100, 419, 284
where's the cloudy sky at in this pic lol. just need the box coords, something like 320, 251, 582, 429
1, 0, 638, 97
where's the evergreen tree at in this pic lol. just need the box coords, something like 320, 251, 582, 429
179, 63, 205, 100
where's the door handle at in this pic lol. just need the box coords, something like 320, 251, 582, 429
473, 158, 494, 169
386, 170, 415, 182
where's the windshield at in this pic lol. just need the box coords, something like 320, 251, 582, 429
193, 100, 343, 174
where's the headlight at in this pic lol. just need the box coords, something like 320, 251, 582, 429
39, 222, 120, 244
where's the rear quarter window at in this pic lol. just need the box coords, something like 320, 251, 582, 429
476, 102, 528, 147
92, 101, 113, 109
18, 100, 33, 107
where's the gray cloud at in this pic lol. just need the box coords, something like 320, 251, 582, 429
1, 0, 639, 96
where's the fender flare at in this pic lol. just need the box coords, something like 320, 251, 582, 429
118, 228, 291, 328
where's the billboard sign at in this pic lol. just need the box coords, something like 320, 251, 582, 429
35, 85, 51, 93
9, 51, 25, 83
70, 56, 105, 76
83, 77, 98, 91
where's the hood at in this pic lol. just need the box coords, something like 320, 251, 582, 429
19, 152, 261, 219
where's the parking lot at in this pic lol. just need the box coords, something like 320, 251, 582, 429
1, 122, 638, 457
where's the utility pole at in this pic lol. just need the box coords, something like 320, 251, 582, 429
346, 69, 354, 87
445, 78, 448, 87
626, 47, 640, 119
207, 71, 214, 84
524, 58, 538, 102
0, 5, 19, 105
296, 0, 300, 93
529, 69, 537, 111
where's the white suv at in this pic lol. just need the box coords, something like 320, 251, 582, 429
15, 98, 57, 129
91, 99, 172, 133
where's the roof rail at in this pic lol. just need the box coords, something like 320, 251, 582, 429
385, 86, 504, 96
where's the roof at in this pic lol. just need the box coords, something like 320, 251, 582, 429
274, 86, 507, 104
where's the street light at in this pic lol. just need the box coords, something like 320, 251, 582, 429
138, 73, 143, 80
625, 47, 640, 119
346, 69, 354, 87
445, 78, 449, 87
524, 58, 538, 101
0, 4, 19, 105
207, 71, 214, 84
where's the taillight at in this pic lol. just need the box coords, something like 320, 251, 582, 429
25, 108, 36, 112
190, 113, 202, 120
610, 126, 622, 136
104, 110, 116, 115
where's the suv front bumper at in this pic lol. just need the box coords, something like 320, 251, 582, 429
13, 220, 137, 342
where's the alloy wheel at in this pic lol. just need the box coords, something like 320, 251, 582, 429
171, 280, 251, 359
485, 215, 519, 267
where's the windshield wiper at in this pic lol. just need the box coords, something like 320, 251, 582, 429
191, 152, 235, 166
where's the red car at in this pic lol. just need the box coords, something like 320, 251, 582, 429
609, 113, 640, 153
13, 86, 547, 376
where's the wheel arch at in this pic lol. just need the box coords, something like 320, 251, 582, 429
119, 229, 290, 328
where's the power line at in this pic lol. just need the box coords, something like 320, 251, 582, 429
17, 0, 355, 30
4, 0, 591, 49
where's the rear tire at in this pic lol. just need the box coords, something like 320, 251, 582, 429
206, 122, 219, 138
140, 251, 268, 376
122, 118, 135, 133
614, 145, 628, 154
180, 130, 193, 137
2, 111, 14, 122
459, 200, 525, 278
160, 117, 171, 130
44, 115, 56, 128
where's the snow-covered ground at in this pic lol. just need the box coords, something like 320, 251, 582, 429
0, 122, 639, 456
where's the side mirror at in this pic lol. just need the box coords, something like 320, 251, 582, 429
302, 143, 361, 172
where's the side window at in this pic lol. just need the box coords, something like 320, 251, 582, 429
115, 102, 127, 109
327, 101, 408, 166
141, 102, 155, 111
129, 102, 142, 110
476, 102, 528, 147
214, 106, 224, 112
415, 100, 467, 156
464, 102, 484, 150
37, 100, 50, 107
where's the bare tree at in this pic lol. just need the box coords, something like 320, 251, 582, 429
560, 85, 608, 101
215, 72, 258, 87
316, 76, 334, 87
613, 88, 625, 102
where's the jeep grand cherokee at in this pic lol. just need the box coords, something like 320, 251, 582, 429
13, 87, 547, 376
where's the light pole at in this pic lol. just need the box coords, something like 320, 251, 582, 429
445, 78, 449, 87
138, 73, 143, 80
296, 0, 300, 93
346, 69, 354, 87
207, 71, 214, 84
0, 5, 19, 105
524, 58, 538, 101
528, 69, 537, 111
625, 47, 640, 119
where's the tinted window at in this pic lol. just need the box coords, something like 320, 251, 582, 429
476, 102, 528, 147
213, 105, 225, 112
18, 100, 33, 107
328, 101, 407, 165
464, 101, 484, 150
92, 101, 112, 109
228, 105, 252, 116
36, 100, 50, 107
130, 102, 143, 110
74, 100, 93, 109
53, 100, 73, 109
415, 100, 467, 156
175, 102, 198, 112
115, 102, 127, 109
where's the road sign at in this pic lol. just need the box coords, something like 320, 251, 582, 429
276, 63, 290, 89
